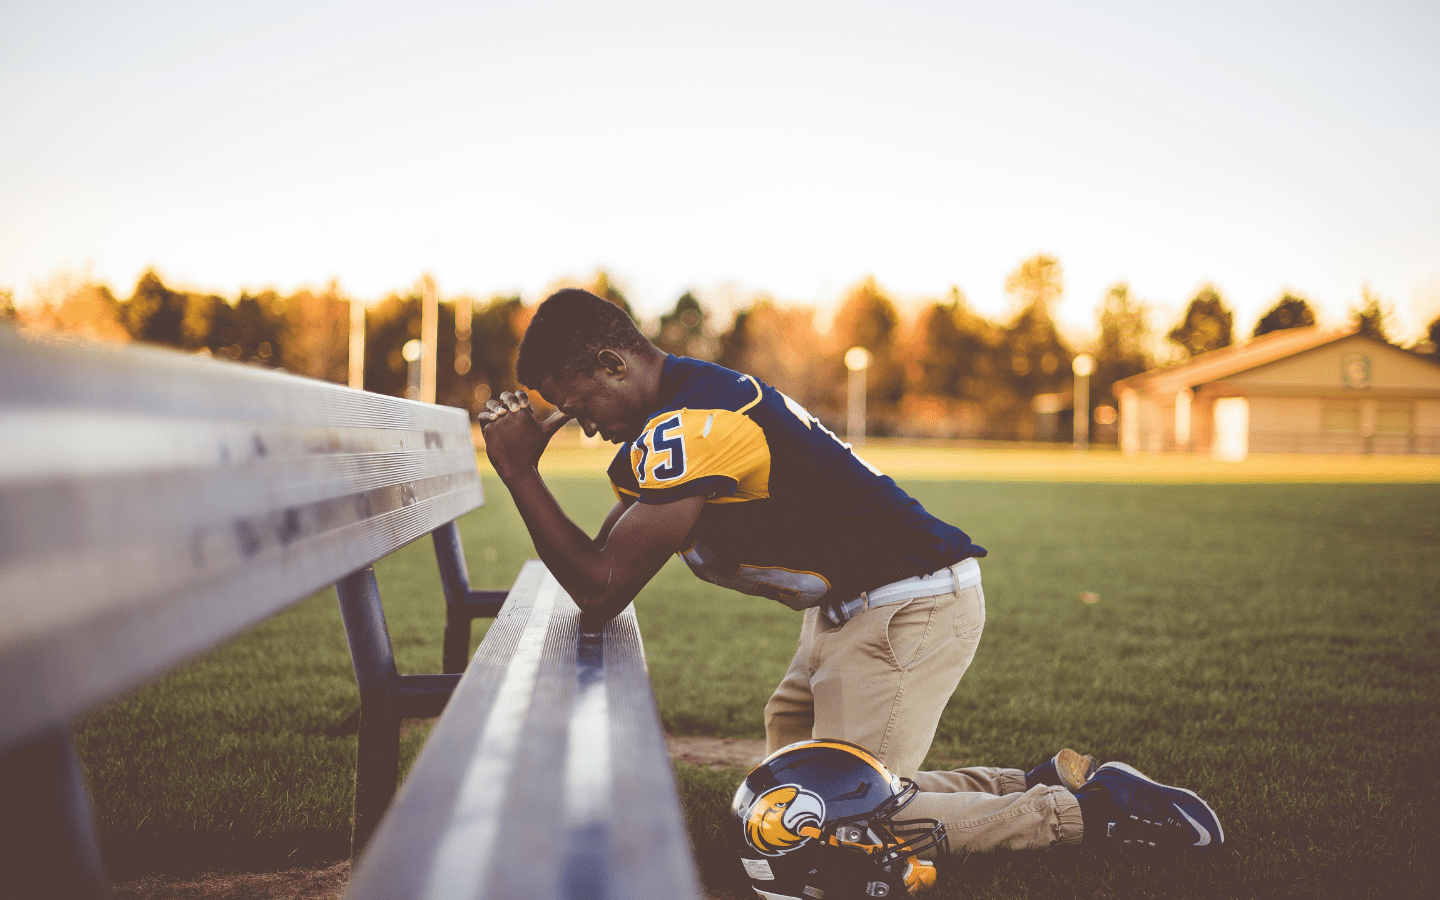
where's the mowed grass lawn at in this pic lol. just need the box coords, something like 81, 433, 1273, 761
74, 455, 1440, 899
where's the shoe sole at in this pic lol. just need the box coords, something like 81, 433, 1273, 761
1096, 761, 1225, 849
1056, 749, 1097, 792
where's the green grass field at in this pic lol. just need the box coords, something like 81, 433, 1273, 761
74, 453, 1440, 898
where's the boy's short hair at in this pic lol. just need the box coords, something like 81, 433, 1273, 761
516, 289, 649, 388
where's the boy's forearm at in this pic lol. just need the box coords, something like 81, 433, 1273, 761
496, 465, 616, 609
496, 466, 694, 632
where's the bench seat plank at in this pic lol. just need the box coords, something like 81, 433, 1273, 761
0, 329, 483, 755
348, 560, 702, 900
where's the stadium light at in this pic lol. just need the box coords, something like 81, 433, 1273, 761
403, 339, 423, 401
1072, 354, 1094, 450
845, 347, 871, 448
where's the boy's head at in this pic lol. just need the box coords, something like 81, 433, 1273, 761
516, 289, 660, 444
516, 288, 649, 390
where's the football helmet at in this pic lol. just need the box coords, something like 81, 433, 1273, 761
731, 739, 947, 899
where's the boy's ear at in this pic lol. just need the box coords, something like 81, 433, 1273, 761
596, 349, 627, 378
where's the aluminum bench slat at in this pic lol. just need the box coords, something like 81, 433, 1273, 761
0, 328, 483, 755
348, 561, 703, 900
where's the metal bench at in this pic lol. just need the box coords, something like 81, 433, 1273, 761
346, 561, 702, 900
0, 326, 699, 900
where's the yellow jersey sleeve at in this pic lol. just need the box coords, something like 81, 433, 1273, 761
629, 408, 771, 504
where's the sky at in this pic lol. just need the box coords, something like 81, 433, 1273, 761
2, 0, 1438, 343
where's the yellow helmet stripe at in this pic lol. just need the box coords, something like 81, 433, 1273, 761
758, 739, 891, 780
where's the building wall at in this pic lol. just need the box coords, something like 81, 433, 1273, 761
1249, 396, 1321, 431
1241, 395, 1440, 453
1417, 399, 1440, 432
1248, 397, 1325, 452
1191, 395, 1214, 452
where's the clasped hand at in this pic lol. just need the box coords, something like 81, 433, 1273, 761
477, 390, 571, 478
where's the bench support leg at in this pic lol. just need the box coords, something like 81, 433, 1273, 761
432, 523, 507, 674
352, 695, 400, 860
442, 606, 472, 677
337, 567, 463, 860
336, 568, 403, 860
0, 729, 113, 899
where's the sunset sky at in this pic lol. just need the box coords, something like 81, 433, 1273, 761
2, 0, 1438, 341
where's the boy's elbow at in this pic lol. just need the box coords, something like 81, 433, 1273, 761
568, 575, 617, 611
572, 589, 606, 610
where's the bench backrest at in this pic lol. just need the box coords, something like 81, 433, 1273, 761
0, 326, 483, 755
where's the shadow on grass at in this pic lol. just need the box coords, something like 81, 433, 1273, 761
673, 757, 1436, 900
105, 833, 349, 883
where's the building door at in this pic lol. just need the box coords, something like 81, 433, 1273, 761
1212, 397, 1249, 461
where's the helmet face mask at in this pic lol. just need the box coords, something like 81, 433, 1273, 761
731, 740, 947, 899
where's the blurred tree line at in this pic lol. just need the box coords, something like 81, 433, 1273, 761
5, 260, 1437, 441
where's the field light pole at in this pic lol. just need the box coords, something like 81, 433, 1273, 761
845, 346, 872, 449
348, 296, 365, 390
454, 293, 472, 377
1072, 353, 1094, 451
419, 275, 438, 404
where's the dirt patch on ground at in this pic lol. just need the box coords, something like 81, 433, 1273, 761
110, 734, 765, 899
666, 734, 768, 771
115, 861, 349, 900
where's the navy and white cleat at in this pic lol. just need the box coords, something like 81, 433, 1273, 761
1075, 762, 1224, 854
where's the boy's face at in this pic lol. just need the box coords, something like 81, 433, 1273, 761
540, 364, 647, 445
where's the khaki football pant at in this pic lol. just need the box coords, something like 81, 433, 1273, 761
763, 562, 1083, 852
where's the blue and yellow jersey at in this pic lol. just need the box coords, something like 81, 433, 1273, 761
608, 356, 986, 610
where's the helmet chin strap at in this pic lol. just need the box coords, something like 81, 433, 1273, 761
803, 823, 877, 853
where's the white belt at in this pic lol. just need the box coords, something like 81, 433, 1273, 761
823, 557, 982, 626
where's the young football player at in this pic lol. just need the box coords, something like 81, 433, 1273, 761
478, 288, 1223, 870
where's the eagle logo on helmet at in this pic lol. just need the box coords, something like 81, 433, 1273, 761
744, 784, 826, 856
